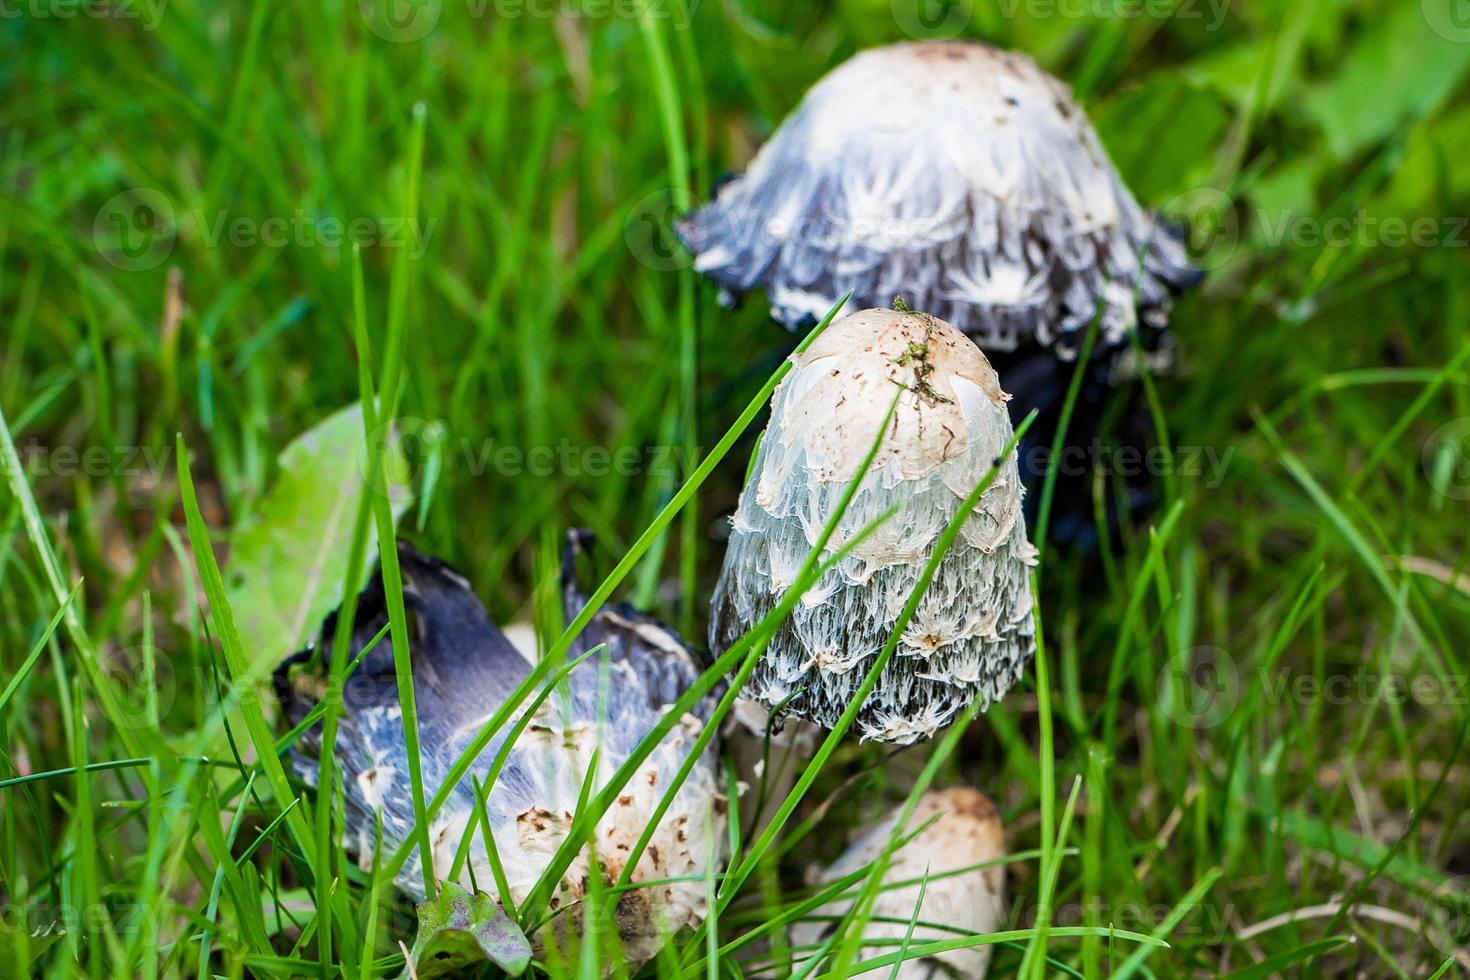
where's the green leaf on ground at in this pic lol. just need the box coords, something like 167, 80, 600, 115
224, 402, 409, 671
401, 882, 533, 978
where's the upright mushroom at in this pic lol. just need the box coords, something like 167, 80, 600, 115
676, 40, 1197, 359
274, 536, 724, 967
679, 40, 1203, 547
709, 307, 1037, 743
788, 788, 1008, 978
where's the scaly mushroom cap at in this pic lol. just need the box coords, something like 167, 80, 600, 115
710, 308, 1037, 743
274, 537, 724, 967
677, 40, 1198, 358
789, 788, 1007, 979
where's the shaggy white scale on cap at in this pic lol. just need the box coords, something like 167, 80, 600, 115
276, 538, 725, 968
677, 41, 1197, 358
710, 308, 1037, 743
789, 788, 1007, 978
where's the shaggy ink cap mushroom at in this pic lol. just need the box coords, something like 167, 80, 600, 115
677, 40, 1199, 360
787, 788, 1008, 979
709, 307, 1038, 744
274, 536, 726, 968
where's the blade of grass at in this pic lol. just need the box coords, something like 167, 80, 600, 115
307, 249, 380, 977
810, 927, 1165, 978
1112, 867, 1223, 979
1019, 776, 1084, 978
0, 579, 79, 713
635, 0, 700, 640
1032, 313, 1100, 560
176, 433, 319, 867
351, 282, 437, 897
1220, 936, 1348, 979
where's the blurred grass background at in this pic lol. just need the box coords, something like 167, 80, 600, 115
3, 0, 1470, 975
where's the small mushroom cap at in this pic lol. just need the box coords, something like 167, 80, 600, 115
677, 40, 1199, 357
775, 306, 1007, 486
711, 308, 1038, 743
789, 788, 1007, 978
275, 537, 724, 968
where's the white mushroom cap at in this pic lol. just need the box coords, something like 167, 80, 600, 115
710, 308, 1037, 743
678, 41, 1198, 358
789, 788, 1007, 978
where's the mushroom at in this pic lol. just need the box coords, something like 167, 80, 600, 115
274, 535, 724, 967
676, 40, 1198, 360
709, 306, 1037, 743
787, 788, 1007, 979
679, 40, 1203, 550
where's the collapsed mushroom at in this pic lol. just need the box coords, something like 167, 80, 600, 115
676, 40, 1197, 360
709, 307, 1037, 744
274, 536, 724, 967
786, 788, 1007, 978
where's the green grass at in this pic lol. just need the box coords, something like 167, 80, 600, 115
3, 0, 1470, 977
